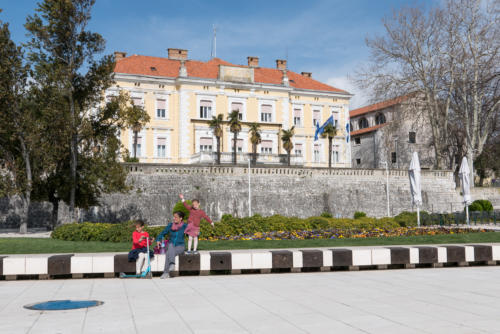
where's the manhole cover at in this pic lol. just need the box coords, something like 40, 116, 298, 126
24, 300, 104, 311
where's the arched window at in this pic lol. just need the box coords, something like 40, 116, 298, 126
358, 117, 369, 129
375, 113, 386, 125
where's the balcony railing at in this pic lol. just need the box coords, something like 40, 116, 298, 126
189, 151, 304, 166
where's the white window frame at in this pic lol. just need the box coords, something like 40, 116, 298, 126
155, 95, 169, 120
196, 95, 216, 120
292, 105, 304, 128
129, 129, 146, 158
258, 100, 275, 123
293, 140, 305, 157
153, 131, 171, 159
312, 142, 323, 163
331, 105, 342, 128
228, 97, 247, 122
226, 130, 248, 153
312, 108, 322, 127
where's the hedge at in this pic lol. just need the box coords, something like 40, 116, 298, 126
51, 214, 400, 243
469, 200, 493, 212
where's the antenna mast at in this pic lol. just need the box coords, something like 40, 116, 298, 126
211, 25, 217, 58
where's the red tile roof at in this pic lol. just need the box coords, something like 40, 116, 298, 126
114, 55, 348, 94
350, 123, 387, 136
350, 95, 410, 118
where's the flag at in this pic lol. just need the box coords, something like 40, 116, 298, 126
346, 122, 350, 143
314, 115, 334, 141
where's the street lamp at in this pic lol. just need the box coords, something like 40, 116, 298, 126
380, 161, 391, 217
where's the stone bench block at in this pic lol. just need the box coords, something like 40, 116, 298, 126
92, 255, 114, 273
48, 254, 73, 276
415, 247, 438, 264
387, 247, 410, 265
292, 251, 303, 268
151, 254, 165, 272
437, 247, 447, 263
114, 254, 135, 273
210, 252, 231, 271
352, 249, 371, 266
372, 248, 391, 265
251, 252, 272, 269
492, 245, 500, 261
71, 255, 92, 274
179, 253, 200, 271
301, 250, 323, 268
332, 249, 353, 267
409, 248, 419, 264
200, 253, 211, 271
322, 249, 333, 267
469, 245, 492, 262
3, 256, 25, 275
0, 256, 6, 276
232, 253, 252, 270
444, 246, 466, 263
464, 246, 474, 262
25, 256, 48, 275
271, 250, 293, 269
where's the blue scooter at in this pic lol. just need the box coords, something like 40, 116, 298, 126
120, 237, 152, 279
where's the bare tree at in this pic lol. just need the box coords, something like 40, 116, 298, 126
356, 0, 499, 171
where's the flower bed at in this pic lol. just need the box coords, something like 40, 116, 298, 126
201, 227, 485, 241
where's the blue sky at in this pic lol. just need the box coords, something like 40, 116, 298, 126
0, 0, 427, 108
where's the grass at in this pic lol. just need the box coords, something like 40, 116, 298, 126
1, 232, 500, 254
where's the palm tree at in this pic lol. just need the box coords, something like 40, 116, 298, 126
227, 110, 242, 165
281, 126, 295, 166
321, 123, 337, 169
208, 114, 224, 165
124, 101, 150, 161
249, 123, 261, 166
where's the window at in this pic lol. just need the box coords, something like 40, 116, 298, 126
200, 137, 213, 152
293, 108, 302, 127
199, 100, 212, 119
294, 143, 303, 156
313, 110, 321, 126
375, 113, 386, 125
261, 140, 272, 154
409, 131, 416, 144
391, 152, 397, 164
349, 123, 353, 132
314, 144, 321, 163
131, 97, 143, 107
358, 117, 369, 129
354, 137, 361, 145
332, 145, 340, 163
133, 136, 142, 157
156, 99, 166, 119
231, 102, 243, 121
356, 158, 361, 165
231, 138, 243, 153
157, 137, 166, 158
261, 104, 272, 122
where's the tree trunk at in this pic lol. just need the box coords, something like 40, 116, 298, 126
216, 136, 221, 165
19, 138, 32, 234
328, 136, 333, 169
133, 130, 138, 159
69, 93, 77, 222
287, 150, 291, 166
233, 132, 237, 165
468, 150, 475, 188
252, 143, 257, 166
50, 198, 59, 230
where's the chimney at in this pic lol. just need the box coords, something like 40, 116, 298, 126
301, 72, 312, 78
168, 48, 188, 60
114, 51, 127, 61
276, 59, 287, 70
247, 56, 259, 67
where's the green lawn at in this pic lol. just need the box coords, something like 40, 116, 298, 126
1, 232, 500, 254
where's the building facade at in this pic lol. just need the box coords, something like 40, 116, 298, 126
349, 96, 435, 169
109, 49, 352, 167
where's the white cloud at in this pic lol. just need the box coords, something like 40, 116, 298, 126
326, 75, 371, 110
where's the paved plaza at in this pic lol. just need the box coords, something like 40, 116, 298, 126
1, 266, 500, 334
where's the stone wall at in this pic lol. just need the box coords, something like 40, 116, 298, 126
3, 164, 487, 229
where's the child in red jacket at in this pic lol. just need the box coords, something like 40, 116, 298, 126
128, 220, 152, 274
179, 194, 214, 254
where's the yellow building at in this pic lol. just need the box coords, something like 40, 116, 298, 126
110, 49, 352, 167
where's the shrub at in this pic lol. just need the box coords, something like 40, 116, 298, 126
172, 200, 192, 219
394, 211, 431, 227
469, 199, 493, 212
320, 212, 333, 218
51, 215, 401, 242
353, 211, 366, 219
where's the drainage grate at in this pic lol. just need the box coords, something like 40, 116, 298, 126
24, 300, 104, 311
